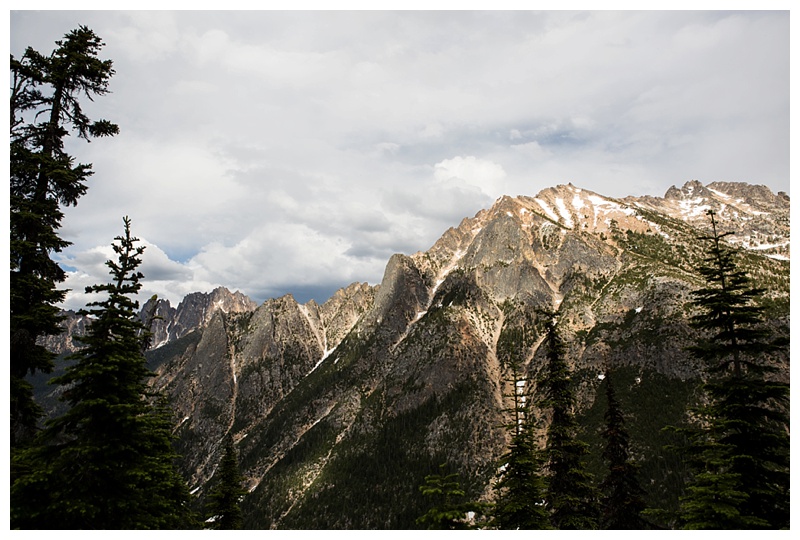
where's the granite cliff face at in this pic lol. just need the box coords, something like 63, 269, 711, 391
143, 287, 258, 348
35, 287, 260, 420
42, 286, 258, 355
38, 310, 92, 355
41, 181, 789, 529
149, 282, 376, 487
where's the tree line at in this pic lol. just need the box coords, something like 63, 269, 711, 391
10, 27, 789, 530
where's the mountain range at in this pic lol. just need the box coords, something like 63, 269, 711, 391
38, 180, 790, 529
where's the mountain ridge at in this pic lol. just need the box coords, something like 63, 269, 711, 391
38, 179, 789, 529
45, 179, 788, 356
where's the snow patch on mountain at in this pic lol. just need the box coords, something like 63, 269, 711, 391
534, 198, 560, 223
555, 198, 574, 228
679, 197, 711, 217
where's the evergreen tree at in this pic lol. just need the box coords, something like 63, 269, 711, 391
537, 314, 599, 529
599, 371, 649, 529
11, 218, 197, 529
492, 364, 550, 530
10, 26, 119, 445
678, 210, 789, 529
679, 437, 756, 529
417, 463, 487, 529
416, 464, 468, 529
205, 436, 247, 530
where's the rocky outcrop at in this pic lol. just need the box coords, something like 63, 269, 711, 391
144, 287, 258, 348
309, 281, 377, 351
42, 286, 257, 356
630, 180, 790, 259
149, 284, 377, 488
37, 310, 91, 355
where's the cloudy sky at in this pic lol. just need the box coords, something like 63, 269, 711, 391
9, 8, 790, 311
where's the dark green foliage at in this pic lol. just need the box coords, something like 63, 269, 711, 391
678, 210, 789, 529
205, 436, 246, 530
537, 314, 599, 529
492, 360, 550, 530
10, 26, 119, 445
679, 438, 762, 529
686, 212, 785, 375
493, 424, 550, 529
243, 379, 493, 529
599, 371, 650, 529
417, 463, 487, 529
574, 366, 697, 529
496, 318, 537, 370
11, 219, 197, 529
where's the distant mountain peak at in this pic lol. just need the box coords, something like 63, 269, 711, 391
628, 180, 789, 260
145, 286, 258, 348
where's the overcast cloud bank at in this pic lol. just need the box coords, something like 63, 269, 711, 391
10, 10, 789, 310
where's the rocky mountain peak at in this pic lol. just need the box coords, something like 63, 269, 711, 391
146, 286, 258, 348
664, 179, 712, 200
628, 180, 789, 260
408, 179, 789, 324
706, 181, 790, 212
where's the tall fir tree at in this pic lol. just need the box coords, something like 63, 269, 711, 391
205, 436, 247, 530
598, 370, 650, 529
492, 361, 550, 530
678, 210, 789, 529
537, 313, 599, 529
10, 26, 118, 445
11, 218, 197, 529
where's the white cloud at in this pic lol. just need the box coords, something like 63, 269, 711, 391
511, 141, 551, 161
374, 142, 400, 155
59, 239, 202, 310
434, 156, 507, 198
61, 135, 246, 256
104, 11, 181, 62
419, 123, 445, 139
10, 10, 788, 310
